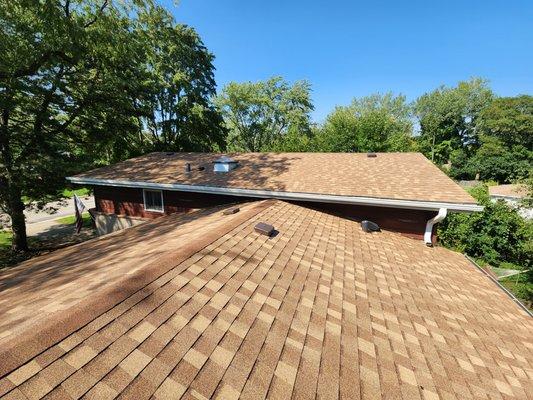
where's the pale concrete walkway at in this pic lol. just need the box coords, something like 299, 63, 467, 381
24, 195, 95, 225
1, 196, 95, 237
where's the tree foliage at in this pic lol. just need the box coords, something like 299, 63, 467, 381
414, 78, 494, 163
314, 93, 416, 152
216, 77, 313, 152
0, 0, 223, 250
447, 95, 532, 183
478, 95, 533, 149
132, 8, 225, 155
439, 185, 532, 271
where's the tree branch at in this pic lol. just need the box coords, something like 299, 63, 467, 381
84, 0, 109, 28
0, 51, 73, 80
64, 0, 71, 18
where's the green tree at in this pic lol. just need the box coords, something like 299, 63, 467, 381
448, 95, 533, 182
315, 93, 415, 152
216, 76, 314, 152
1, 1, 222, 251
439, 185, 532, 271
478, 95, 533, 149
133, 8, 225, 154
414, 78, 494, 163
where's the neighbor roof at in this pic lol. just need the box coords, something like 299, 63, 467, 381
489, 184, 529, 199
69, 152, 481, 211
0, 201, 531, 400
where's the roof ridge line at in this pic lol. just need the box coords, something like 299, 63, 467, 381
0, 200, 275, 378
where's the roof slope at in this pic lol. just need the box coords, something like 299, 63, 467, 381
489, 184, 528, 199
71, 152, 477, 206
0, 201, 531, 399
0, 201, 264, 346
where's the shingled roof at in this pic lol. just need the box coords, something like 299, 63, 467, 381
69, 152, 481, 211
0, 201, 531, 400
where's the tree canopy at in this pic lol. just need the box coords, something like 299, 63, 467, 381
216, 76, 314, 152
0, 0, 223, 250
315, 93, 415, 152
447, 95, 533, 183
414, 78, 494, 164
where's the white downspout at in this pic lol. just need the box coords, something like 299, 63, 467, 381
424, 208, 447, 246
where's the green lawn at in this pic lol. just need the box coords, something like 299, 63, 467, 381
22, 187, 91, 205
0, 230, 12, 250
499, 274, 533, 311
60, 187, 91, 198
55, 212, 92, 227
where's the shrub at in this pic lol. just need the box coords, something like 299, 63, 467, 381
438, 185, 532, 270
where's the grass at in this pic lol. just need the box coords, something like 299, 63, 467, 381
0, 212, 95, 270
22, 187, 91, 205
60, 187, 91, 198
0, 230, 12, 250
499, 273, 533, 311
55, 212, 92, 227
0, 230, 36, 269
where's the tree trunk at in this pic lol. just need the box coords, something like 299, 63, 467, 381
1, 104, 29, 251
7, 184, 28, 252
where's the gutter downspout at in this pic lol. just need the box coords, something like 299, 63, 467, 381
424, 208, 447, 246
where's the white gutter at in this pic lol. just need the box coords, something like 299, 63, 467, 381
424, 208, 447, 246
67, 177, 484, 213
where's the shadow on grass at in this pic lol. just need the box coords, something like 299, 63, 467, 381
0, 221, 96, 271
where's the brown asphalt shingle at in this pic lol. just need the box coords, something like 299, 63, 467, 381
489, 184, 528, 199
0, 201, 532, 399
73, 152, 477, 205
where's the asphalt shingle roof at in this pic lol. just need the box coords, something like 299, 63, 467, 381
0, 201, 531, 400
72, 152, 477, 205
489, 184, 528, 199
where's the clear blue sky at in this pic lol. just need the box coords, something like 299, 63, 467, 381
160, 0, 532, 121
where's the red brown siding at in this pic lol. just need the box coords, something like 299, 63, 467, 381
93, 185, 436, 240
291, 201, 436, 241
93, 186, 247, 219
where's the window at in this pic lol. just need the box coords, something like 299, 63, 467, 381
143, 189, 164, 212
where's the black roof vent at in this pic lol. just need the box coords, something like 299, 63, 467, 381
185, 163, 191, 172
255, 222, 275, 236
367, 152, 377, 158
361, 220, 380, 233
223, 207, 240, 215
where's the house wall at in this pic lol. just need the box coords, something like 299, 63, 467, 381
291, 201, 437, 241
93, 185, 438, 240
91, 210, 146, 235
93, 186, 247, 219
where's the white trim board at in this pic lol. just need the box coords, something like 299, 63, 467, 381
142, 188, 164, 213
67, 176, 484, 212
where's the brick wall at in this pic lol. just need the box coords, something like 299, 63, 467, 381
93, 185, 436, 240
291, 201, 437, 241
93, 186, 246, 219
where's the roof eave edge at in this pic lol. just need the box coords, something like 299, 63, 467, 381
67, 177, 484, 212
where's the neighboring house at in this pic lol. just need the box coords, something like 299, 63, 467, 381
0, 200, 531, 400
489, 184, 532, 219
68, 152, 482, 245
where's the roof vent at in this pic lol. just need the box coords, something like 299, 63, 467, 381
223, 207, 240, 215
185, 163, 191, 173
213, 156, 239, 172
367, 152, 377, 158
361, 220, 380, 233
255, 222, 275, 236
